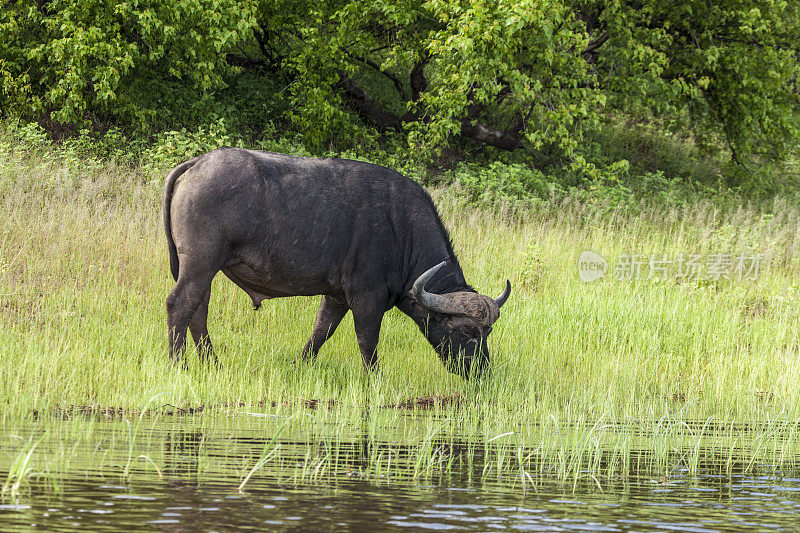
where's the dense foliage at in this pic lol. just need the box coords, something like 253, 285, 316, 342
1, 0, 798, 177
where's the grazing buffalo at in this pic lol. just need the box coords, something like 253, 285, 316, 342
163, 148, 510, 377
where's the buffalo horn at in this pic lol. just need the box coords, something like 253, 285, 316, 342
411, 262, 467, 316
494, 280, 511, 308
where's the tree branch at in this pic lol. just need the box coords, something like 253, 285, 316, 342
226, 54, 278, 72
253, 23, 274, 62
409, 51, 429, 101
345, 52, 405, 98
337, 67, 524, 151
336, 71, 402, 131
460, 121, 523, 151
399, 52, 431, 123
458, 88, 524, 150
582, 31, 609, 55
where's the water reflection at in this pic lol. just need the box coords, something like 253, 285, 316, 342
2, 418, 800, 531
2, 475, 800, 531
163, 430, 203, 479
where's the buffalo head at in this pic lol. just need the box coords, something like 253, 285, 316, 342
411, 262, 510, 378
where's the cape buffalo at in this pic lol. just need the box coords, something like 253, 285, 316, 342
163, 148, 510, 377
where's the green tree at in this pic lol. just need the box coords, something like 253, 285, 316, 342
250, 0, 601, 155
241, 0, 799, 163
1, 0, 798, 166
0, 0, 257, 127
595, 0, 800, 163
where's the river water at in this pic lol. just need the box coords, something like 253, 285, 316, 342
1, 416, 799, 531
3, 475, 800, 531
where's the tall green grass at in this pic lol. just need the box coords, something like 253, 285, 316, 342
0, 129, 799, 487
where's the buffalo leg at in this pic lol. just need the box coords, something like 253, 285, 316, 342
300, 296, 349, 360
349, 295, 387, 372
167, 267, 217, 366
188, 288, 219, 366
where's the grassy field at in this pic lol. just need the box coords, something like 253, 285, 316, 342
1, 134, 800, 487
